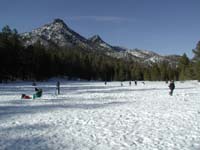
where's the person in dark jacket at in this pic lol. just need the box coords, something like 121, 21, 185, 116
56, 81, 60, 95
169, 80, 175, 96
135, 80, 137, 86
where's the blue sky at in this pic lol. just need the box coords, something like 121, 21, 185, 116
1, 0, 200, 57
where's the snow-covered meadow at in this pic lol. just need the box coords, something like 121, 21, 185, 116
0, 80, 200, 150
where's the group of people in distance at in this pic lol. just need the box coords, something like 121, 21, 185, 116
21, 80, 175, 99
106, 80, 176, 96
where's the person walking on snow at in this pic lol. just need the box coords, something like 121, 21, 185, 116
135, 80, 137, 86
169, 80, 175, 96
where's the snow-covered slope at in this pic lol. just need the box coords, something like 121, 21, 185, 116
0, 81, 200, 149
126, 48, 180, 64
128, 49, 159, 59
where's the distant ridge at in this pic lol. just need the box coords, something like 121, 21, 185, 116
20, 18, 180, 64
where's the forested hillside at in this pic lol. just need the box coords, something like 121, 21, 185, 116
0, 25, 199, 82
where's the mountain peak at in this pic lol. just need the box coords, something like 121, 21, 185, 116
21, 18, 89, 48
88, 35, 114, 50
89, 35, 103, 43
53, 18, 65, 24
52, 18, 69, 28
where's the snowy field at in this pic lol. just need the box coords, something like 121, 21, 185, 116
0, 80, 200, 150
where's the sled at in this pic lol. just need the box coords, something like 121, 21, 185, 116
21, 94, 31, 99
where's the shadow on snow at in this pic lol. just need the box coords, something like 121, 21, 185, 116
0, 101, 130, 120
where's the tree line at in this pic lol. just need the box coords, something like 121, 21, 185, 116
0, 25, 200, 82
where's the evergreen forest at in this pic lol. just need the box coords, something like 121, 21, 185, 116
1, 26, 200, 82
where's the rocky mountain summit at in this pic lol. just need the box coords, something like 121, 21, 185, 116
21, 19, 90, 48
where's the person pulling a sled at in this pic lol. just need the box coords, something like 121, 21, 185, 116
169, 80, 175, 96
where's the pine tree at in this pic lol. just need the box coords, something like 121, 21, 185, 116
159, 62, 169, 81
151, 63, 160, 81
143, 69, 151, 80
192, 41, 200, 80
178, 53, 190, 80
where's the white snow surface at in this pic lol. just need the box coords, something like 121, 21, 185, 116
0, 81, 200, 150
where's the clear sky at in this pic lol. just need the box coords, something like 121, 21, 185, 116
1, 0, 200, 57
